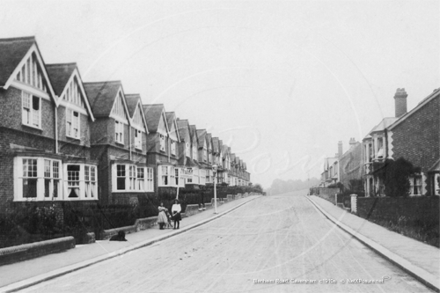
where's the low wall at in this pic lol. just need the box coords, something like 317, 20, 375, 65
101, 216, 157, 240
0, 237, 75, 266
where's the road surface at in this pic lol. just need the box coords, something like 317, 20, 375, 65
22, 191, 433, 292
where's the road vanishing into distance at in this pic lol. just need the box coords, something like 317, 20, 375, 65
22, 191, 433, 293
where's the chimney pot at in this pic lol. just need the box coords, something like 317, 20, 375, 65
394, 88, 408, 117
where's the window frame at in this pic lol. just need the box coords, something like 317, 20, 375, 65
113, 164, 152, 192
66, 108, 81, 139
115, 120, 124, 145
22, 91, 42, 129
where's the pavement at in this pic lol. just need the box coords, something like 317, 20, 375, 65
0, 195, 260, 293
306, 195, 440, 292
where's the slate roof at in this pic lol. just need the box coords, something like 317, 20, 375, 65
46, 63, 76, 96
369, 117, 398, 134
176, 119, 190, 142
196, 129, 207, 147
143, 104, 165, 133
83, 81, 122, 118
125, 94, 141, 118
0, 36, 35, 87
222, 145, 229, 157
206, 133, 212, 148
165, 112, 176, 129
189, 125, 198, 145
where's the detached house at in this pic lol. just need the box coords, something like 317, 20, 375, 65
84, 81, 151, 205
363, 88, 440, 196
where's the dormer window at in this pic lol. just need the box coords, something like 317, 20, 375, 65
22, 92, 40, 128
66, 109, 80, 139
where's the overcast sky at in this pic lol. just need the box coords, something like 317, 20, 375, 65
2, 0, 439, 188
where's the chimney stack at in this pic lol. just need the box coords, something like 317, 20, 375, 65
394, 88, 408, 118
338, 141, 343, 158
349, 137, 357, 147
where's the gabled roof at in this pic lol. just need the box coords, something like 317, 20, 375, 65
0, 36, 56, 101
84, 81, 125, 118
165, 111, 180, 142
212, 137, 220, 153
143, 104, 168, 134
389, 88, 440, 130
0, 37, 35, 87
46, 63, 95, 120
176, 119, 190, 142
125, 94, 149, 133
222, 144, 229, 157
46, 63, 76, 95
189, 125, 199, 145
206, 133, 212, 149
196, 129, 207, 147
125, 94, 140, 117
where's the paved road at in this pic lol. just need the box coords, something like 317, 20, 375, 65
22, 192, 433, 293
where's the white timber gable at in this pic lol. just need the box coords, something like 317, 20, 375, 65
9, 43, 56, 103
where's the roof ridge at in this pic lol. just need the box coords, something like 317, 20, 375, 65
84, 80, 121, 85
46, 62, 77, 67
0, 36, 35, 42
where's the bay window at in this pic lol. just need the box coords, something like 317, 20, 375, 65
22, 158, 37, 198
146, 168, 154, 191
114, 164, 153, 192
15, 158, 96, 201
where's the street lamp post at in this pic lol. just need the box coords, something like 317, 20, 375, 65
212, 164, 218, 214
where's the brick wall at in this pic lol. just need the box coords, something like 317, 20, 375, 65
391, 95, 439, 195
90, 118, 110, 145
57, 106, 91, 148
0, 86, 55, 140
392, 95, 439, 172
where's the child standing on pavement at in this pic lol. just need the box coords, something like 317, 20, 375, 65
171, 199, 182, 229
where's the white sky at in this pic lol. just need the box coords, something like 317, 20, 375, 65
2, 0, 439, 188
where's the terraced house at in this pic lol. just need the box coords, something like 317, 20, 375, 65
0, 36, 253, 215
84, 81, 151, 205
0, 37, 98, 210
